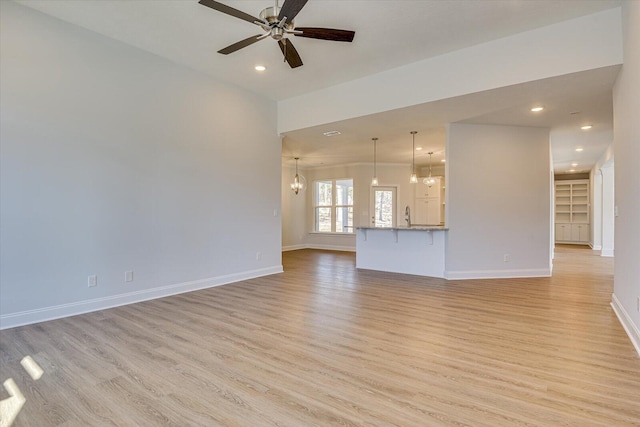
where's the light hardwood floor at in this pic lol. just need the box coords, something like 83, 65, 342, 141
1, 246, 639, 426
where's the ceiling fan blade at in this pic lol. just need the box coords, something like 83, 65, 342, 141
199, 0, 261, 25
278, 39, 303, 69
218, 35, 263, 55
277, 0, 309, 23
294, 27, 355, 42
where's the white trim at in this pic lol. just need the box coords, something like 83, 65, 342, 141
445, 268, 552, 280
601, 248, 614, 257
308, 244, 355, 252
591, 244, 602, 250
306, 162, 408, 171
282, 244, 356, 252
308, 232, 356, 236
282, 244, 307, 251
611, 294, 640, 357
0, 265, 283, 330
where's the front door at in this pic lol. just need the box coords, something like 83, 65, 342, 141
370, 186, 396, 227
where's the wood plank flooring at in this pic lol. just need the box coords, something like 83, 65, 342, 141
1, 246, 639, 426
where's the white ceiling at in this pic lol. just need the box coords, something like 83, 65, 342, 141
282, 66, 619, 171
17, 0, 622, 173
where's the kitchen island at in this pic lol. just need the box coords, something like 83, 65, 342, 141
356, 226, 448, 278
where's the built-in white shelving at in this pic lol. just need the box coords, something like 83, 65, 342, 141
555, 179, 589, 244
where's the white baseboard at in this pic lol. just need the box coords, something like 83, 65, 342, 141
0, 265, 283, 330
308, 244, 355, 252
445, 268, 551, 280
611, 294, 640, 357
591, 244, 602, 250
282, 244, 356, 252
282, 244, 307, 252
601, 248, 614, 257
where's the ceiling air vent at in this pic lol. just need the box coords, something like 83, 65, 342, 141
323, 131, 341, 137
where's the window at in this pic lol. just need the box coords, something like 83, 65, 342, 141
314, 179, 354, 233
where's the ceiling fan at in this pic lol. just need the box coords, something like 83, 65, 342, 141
198, 0, 355, 68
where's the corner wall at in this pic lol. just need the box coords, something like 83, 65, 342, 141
611, 0, 640, 355
282, 164, 307, 251
0, 2, 282, 328
445, 124, 551, 279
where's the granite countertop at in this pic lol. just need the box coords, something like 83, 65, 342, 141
356, 225, 448, 231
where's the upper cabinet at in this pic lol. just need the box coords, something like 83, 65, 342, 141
414, 176, 444, 225
415, 177, 441, 198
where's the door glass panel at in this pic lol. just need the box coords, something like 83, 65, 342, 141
373, 189, 395, 227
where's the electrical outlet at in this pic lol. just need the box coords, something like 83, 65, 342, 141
88, 275, 97, 287
503, 254, 510, 263
256, 251, 261, 260
125, 271, 133, 283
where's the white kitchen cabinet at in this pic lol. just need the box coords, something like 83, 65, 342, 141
414, 197, 441, 225
414, 177, 443, 225
415, 177, 441, 198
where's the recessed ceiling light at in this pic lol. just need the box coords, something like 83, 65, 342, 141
575, 147, 584, 152
254, 65, 266, 71
322, 131, 341, 137
569, 169, 576, 172
441, 159, 446, 163
531, 106, 544, 112
571, 162, 578, 167
416, 147, 423, 151
581, 125, 592, 130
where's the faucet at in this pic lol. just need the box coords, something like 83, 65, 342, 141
405, 205, 411, 227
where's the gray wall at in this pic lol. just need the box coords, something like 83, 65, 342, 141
612, 0, 640, 353
445, 124, 551, 278
0, 2, 282, 327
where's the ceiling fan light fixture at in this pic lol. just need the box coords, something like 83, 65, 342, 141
199, 0, 355, 69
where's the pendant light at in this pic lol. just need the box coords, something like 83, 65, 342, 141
290, 157, 306, 195
423, 151, 436, 187
371, 137, 379, 185
410, 131, 418, 183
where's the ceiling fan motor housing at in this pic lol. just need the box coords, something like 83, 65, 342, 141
260, 7, 294, 40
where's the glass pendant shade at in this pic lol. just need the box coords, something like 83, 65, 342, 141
291, 157, 306, 195
410, 131, 418, 183
371, 137, 379, 186
423, 151, 435, 187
